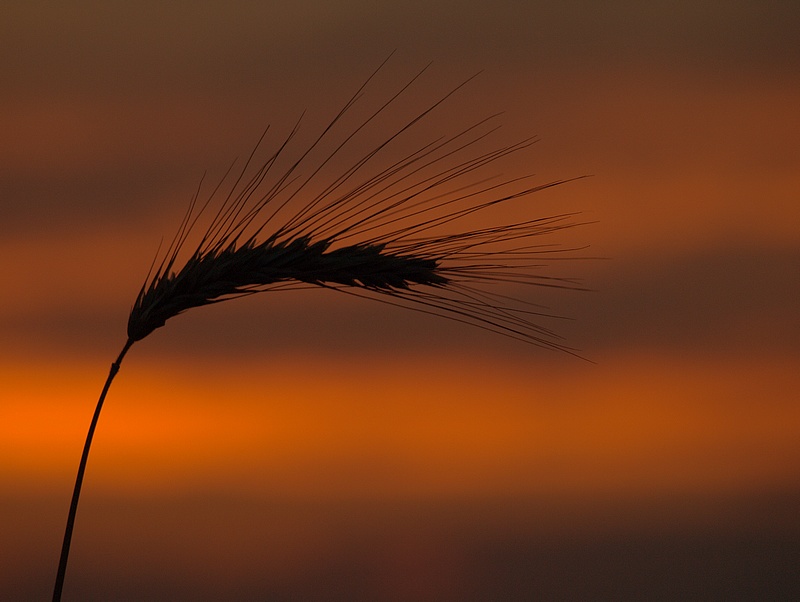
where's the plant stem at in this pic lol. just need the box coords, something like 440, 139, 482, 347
53, 338, 134, 602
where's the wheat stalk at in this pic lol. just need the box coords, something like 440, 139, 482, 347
53, 58, 587, 600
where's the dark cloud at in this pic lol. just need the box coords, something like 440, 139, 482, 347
6, 489, 800, 600
560, 244, 800, 354
1, 1, 797, 97
0, 161, 188, 237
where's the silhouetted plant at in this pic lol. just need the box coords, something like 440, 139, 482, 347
53, 57, 587, 600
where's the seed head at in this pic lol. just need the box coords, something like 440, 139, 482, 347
127, 59, 587, 353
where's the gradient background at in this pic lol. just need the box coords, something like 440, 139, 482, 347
2, 1, 799, 600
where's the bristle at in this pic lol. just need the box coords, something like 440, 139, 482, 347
126, 60, 586, 352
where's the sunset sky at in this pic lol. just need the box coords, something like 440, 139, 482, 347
2, 1, 799, 600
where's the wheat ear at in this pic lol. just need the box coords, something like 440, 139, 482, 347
53, 59, 587, 601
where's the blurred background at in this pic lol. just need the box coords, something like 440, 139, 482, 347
2, 1, 799, 599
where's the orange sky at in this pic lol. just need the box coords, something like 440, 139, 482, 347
2, 1, 799, 600
4, 352, 800, 499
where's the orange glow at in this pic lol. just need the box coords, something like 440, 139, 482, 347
4, 352, 799, 501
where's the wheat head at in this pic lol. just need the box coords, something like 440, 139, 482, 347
127, 59, 585, 352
